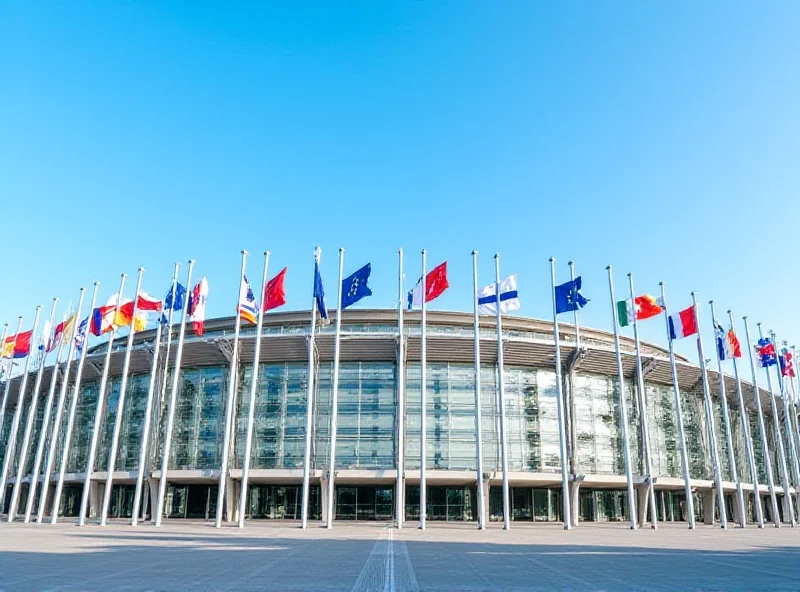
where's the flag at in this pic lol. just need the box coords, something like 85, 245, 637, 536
407, 261, 450, 310
161, 283, 187, 325
263, 267, 287, 312
75, 317, 88, 352
238, 275, 258, 324
136, 292, 163, 312
2, 335, 15, 359
668, 306, 697, 340
341, 263, 372, 310
188, 277, 209, 336
313, 260, 328, 320
478, 274, 521, 315
716, 324, 741, 360
780, 348, 795, 378
10, 330, 32, 358
91, 304, 116, 336
48, 314, 76, 353
756, 338, 777, 367
554, 277, 588, 314
667, 306, 698, 340
617, 295, 663, 327
40, 321, 52, 352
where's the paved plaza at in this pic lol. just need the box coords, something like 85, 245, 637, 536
0, 520, 798, 591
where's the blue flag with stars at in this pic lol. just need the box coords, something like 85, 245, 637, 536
554, 277, 588, 314
314, 260, 329, 320
161, 283, 187, 325
341, 263, 373, 309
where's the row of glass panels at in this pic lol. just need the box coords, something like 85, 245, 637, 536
0, 361, 786, 487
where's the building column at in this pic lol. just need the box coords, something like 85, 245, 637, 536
703, 489, 716, 525
226, 477, 238, 523
730, 493, 741, 525
89, 480, 102, 519
636, 485, 648, 527
782, 493, 793, 524
320, 475, 329, 524
569, 480, 581, 526
482, 478, 490, 526
147, 478, 159, 522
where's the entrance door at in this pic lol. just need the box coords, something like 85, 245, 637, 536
336, 486, 357, 520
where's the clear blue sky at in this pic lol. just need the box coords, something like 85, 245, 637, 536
1, 2, 798, 361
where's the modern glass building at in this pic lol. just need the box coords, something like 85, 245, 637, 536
0, 309, 797, 526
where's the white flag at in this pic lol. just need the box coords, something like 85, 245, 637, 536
478, 274, 520, 315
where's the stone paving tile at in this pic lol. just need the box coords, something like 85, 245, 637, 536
0, 520, 797, 591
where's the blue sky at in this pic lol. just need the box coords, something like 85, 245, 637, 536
1, 2, 798, 362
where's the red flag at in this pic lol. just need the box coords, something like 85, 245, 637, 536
263, 267, 287, 312
12, 330, 33, 358
136, 292, 163, 312
425, 261, 449, 303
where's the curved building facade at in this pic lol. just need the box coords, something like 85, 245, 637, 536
0, 309, 796, 526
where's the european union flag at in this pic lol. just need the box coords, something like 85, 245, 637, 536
161, 283, 187, 325
341, 263, 373, 310
554, 277, 588, 314
314, 260, 328, 320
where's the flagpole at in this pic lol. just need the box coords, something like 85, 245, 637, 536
549, 257, 571, 530
607, 267, 637, 530
628, 273, 658, 529
215, 251, 247, 528
78, 273, 127, 526
100, 268, 145, 525
727, 310, 763, 528
743, 317, 781, 527
471, 251, 486, 530
790, 346, 800, 484
301, 247, 321, 530
0, 317, 23, 449
692, 292, 727, 528
131, 265, 176, 526
37, 289, 85, 523
0, 323, 9, 431
771, 331, 800, 522
324, 248, 345, 529
52, 284, 99, 523
154, 259, 194, 527
396, 247, 405, 529
419, 248, 427, 531
709, 300, 746, 528
757, 324, 795, 526
491, 254, 510, 531
566, 261, 580, 523
8, 299, 58, 522
0, 305, 43, 517
239, 251, 270, 529
25, 307, 70, 523
658, 282, 695, 529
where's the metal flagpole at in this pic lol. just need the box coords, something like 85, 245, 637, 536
757, 324, 795, 526
155, 260, 194, 527
25, 308, 70, 523
301, 247, 321, 529
419, 248, 427, 531
743, 317, 780, 527
52, 283, 99, 523
0, 317, 23, 450
100, 268, 145, 525
495, 254, 511, 531
216, 251, 247, 528
78, 274, 127, 526
628, 274, 658, 529
607, 267, 637, 530
790, 346, 800, 486
325, 248, 344, 529
396, 248, 405, 529
566, 261, 580, 526
771, 331, 800, 522
131, 265, 176, 526
709, 300, 746, 528
8, 299, 58, 522
0, 306, 43, 515
471, 251, 486, 530
658, 282, 695, 529
549, 257, 571, 530
37, 288, 86, 523
728, 310, 763, 528
692, 292, 727, 528
239, 251, 270, 529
